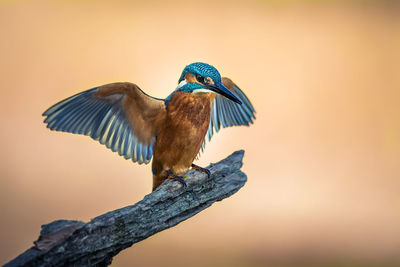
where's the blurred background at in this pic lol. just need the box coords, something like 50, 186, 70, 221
1, 0, 399, 266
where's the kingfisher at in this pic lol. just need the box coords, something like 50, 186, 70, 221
43, 62, 255, 190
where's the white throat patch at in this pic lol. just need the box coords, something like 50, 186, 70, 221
177, 80, 187, 89
192, 88, 214, 94
177, 80, 213, 94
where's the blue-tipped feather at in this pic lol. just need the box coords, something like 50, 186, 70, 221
75, 100, 101, 134
142, 142, 148, 163
127, 135, 135, 160
104, 112, 120, 147
97, 109, 114, 144
69, 101, 96, 134
119, 123, 129, 156
135, 140, 142, 163
147, 144, 154, 161
116, 123, 126, 155
201, 82, 255, 152
111, 119, 123, 152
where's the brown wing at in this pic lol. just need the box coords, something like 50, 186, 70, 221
43, 82, 166, 164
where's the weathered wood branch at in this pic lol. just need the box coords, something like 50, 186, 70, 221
5, 150, 247, 267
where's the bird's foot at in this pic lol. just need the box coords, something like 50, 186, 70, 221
191, 163, 211, 178
167, 170, 187, 188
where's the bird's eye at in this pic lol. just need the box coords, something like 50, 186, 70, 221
196, 75, 205, 84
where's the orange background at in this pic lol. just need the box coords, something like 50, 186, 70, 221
1, 0, 399, 266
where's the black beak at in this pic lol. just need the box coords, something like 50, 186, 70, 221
205, 83, 242, 104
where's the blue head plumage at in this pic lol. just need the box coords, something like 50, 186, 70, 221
165, 62, 242, 105
178, 62, 222, 84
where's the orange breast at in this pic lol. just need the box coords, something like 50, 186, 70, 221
152, 91, 212, 187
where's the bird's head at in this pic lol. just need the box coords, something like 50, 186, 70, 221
176, 62, 242, 104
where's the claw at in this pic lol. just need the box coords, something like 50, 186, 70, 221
167, 170, 187, 188
191, 163, 211, 178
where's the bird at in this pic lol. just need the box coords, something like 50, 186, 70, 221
42, 62, 255, 190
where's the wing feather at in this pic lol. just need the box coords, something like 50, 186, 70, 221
43, 82, 165, 164
202, 77, 255, 151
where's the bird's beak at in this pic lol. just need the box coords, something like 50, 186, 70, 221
205, 82, 242, 104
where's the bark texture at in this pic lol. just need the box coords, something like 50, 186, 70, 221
5, 150, 247, 267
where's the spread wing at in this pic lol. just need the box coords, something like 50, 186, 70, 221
202, 77, 255, 151
42, 82, 166, 164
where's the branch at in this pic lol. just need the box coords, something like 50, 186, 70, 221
5, 150, 247, 267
